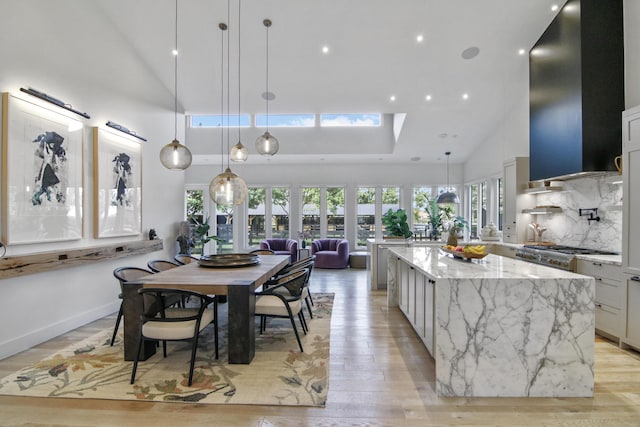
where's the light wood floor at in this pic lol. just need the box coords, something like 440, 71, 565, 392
2, 268, 640, 426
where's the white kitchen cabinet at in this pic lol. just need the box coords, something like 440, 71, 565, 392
621, 105, 640, 352
576, 259, 625, 341
502, 157, 535, 243
395, 258, 435, 357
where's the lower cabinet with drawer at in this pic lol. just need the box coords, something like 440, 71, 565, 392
622, 275, 640, 351
576, 259, 625, 342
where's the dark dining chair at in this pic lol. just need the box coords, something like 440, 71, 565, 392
174, 254, 200, 265
147, 259, 181, 273
111, 266, 154, 346
130, 287, 218, 386
254, 268, 309, 352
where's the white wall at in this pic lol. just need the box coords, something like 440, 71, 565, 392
0, 3, 186, 358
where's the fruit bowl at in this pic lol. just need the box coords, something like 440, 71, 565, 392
440, 246, 488, 261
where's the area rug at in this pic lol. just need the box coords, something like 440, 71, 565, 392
0, 293, 334, 407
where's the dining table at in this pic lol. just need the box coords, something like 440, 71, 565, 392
122, 254, 290, 364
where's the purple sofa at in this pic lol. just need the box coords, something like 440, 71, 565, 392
311, 238, 349, 269
259, 238, 298, 262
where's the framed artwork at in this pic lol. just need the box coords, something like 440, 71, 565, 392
1, 92, 84, 244
93, 127, 142, 238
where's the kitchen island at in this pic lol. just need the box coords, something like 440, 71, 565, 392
388, 246, 595, 397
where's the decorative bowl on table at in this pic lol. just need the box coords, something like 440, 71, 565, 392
440, 245, 488, 261
198, 253, 260, 268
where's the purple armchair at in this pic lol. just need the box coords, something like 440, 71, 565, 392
260, 238, 298, 262
311, 238, 349, 269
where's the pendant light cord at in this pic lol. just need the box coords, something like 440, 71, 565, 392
174, 0, 178, 141
226, 0, 231, 169
265, 20, 269, 132
237, 0, 241, 149
220, 22, 226, 174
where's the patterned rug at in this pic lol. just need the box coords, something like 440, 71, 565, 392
0, 293, 333, 407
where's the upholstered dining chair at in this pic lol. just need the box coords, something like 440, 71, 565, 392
272, 257, 316, 318
147, 259, 180, 273
111, 266, 154, 346
174, 254, 200, 265
254, 268, 309, 352
130, 288, 218, 386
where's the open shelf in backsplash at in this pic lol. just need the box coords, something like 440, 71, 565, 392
524, 186, 564, 195
522, 206, 563, 214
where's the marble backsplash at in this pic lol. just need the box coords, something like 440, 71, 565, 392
530, 174, 622, 253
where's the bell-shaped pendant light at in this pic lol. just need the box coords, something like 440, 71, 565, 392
209, 19, 247, 206
255, 19, 279, 156
160, 0, 192, 170
436, 151, 460, 205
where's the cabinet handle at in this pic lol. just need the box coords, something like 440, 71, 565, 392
428, 279, 436, 284
632, 276, 640, 282
592, 262, 602, 267
595, 277, 602, 281
595, 303, 602, 308
410, 266, 414, 270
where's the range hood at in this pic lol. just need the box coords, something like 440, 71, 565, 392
529, 0, 624, 182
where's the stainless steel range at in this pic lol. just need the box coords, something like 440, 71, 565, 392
515, 245, 618, 272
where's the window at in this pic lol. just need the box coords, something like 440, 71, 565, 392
185, 189, 205, 254
320, 113, 381, 127
255, 114, 315, 127
412, 187, 433, 233
216, 204, 234, 254
301, 187, 320, 241
190, 114, 250, 128
271, 188, 290, 238
468, 182, 488, 239
247, 187, 266, 246
326, 187, 345, 238
357, 187, 376, 246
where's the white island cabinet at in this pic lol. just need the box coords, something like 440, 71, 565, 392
388, 246, 595, 398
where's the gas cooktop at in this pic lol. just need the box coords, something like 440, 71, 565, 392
523, 245, 618, 256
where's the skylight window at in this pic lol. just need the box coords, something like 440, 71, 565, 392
320, 113, 381, 127
190, 114, 250, 128
255, 114, 315, 127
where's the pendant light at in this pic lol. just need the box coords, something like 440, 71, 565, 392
229, 0, 248, 163
209, 10, 247, 205
436, 151, 460, 205
255, 18, 279, 156
159, 0, 192, 170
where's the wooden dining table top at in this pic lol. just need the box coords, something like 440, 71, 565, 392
137, 254, 290, 295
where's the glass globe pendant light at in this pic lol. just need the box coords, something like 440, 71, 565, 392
160, 0, 192, 170
255, 18, 279, 156
436, 151, 460, 205
209, 16, 247, 205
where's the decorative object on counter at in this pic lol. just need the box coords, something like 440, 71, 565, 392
578, 208, 600, 223
441, 244, 487, 261
446, 216, 468, 246
148, 229, 158, 240
382, 208, 413, 239
480, 222, 501, 242
614, 155, 622, 175
297, 229, 312, 248
528, 222, 547, 242
176, 221, 194, 254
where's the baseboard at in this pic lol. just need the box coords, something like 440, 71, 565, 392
0, 301, 119, 360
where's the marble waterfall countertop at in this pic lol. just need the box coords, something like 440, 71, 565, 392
388, 246, 595, 398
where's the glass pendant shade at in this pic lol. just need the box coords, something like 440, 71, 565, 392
209, 167, 248, 205
255, 131, 279, 156
230, 141, 248, 162
159, 139, 192, 170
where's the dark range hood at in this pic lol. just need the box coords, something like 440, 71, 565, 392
529, 0, 624, 181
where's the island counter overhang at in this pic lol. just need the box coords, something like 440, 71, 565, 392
387, 246, 595, 398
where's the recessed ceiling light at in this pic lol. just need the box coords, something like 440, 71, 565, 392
461, 46, 480, 60
462, 93, 469, 100
172, 49, 178, 56
322, 46, 329, 54
551, 4, 558, 11
416, 34, 424, 43
261, 91, 275, 101
411, 156, 421, 162
390, 95, 396, 102
425, 94, 432, 101
518, 48, 526, 55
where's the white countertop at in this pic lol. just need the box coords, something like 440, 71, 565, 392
390, 246, 590, 280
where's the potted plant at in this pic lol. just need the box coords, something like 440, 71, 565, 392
446, 215, 468, 246
382, 208, 413, 239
